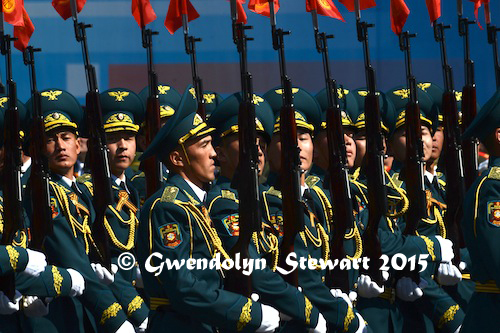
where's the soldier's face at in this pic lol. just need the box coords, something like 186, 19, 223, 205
216, 134, 267, 178
390, 125, 433, 162
297, 130, 314, 173
354, 129, 366, 169
344, 130, 357, 169
314, 129, 356, 169
106, 131, 136, 176
183, 135, 217, 185
430, 127, 444, 162
45, 130, 80, 177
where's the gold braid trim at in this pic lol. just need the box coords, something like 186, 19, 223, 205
385, 170, 409, 218
316, 223, 330, 264
6, 245, 19, 270
434, 206, 446, 238
346, 226, 362, 260
52, 266, 63, 295
12, 231, 27, 248
100, 303, 122, 325
252, 232, 260, 255
419, 235, 436, 261
437, 305, 460, 329
237, 299, 252, 331
256, 232, 279, 271
103, 207, 137, 251
343, 306, 355, 332
127, 296, 144, 316
304, 296, 312, 326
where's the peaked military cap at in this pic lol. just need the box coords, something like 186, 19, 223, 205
462, 89, 500, 141
27, 89, 83, 134
100, 88, 145, 133
385, 85, 435, 135
203, 91, 223, 119
207, 92, 274, 145
139, 83, 181, 119
315, 86, 357, 130
350, 88, 391, 134
0, 95, 28, 147
263, 86, 321, 135
140, 85, 215, 161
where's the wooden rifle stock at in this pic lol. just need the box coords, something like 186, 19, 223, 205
24, 46, 52, 251
0, 31, 23, 300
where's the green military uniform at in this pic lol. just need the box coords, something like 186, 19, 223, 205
262, 87, 364, 332
137, 86, 266, 332
460, 90, 500, 332
77, 88, 149, 327
206, 92, 321, 330
0, 245, 29, 276
384, 86, 464, 333
25, 89, 129, 333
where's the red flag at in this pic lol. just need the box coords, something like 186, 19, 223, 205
248, 0, 279, 17
52, 0, 87, 20
14, 7, 34, 51
469, 0, 489, 29
306, 0, 345, 22
236, 0, 247, 24
132, 0, 157, 27
3, 0, 24, 26
425, 0, 440, 23
164, 0, 200, 35
390, 0, 409, 35
338, 0, 376, 12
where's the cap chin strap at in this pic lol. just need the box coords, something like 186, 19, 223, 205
181, 143, 191, 166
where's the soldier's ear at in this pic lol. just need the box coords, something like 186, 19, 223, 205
169, 150, 184, 168
215, 146, 227, 164
495, 128, 500, 145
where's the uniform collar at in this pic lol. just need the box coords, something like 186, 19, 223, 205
184, 177, 207, 203
424, 170, 436, 184
489, 155, 500, 168
21, 158, 31, 174
112, 174, 130, 192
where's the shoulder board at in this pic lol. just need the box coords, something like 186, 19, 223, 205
49, 181, 70, 193
305, 175, 320, 188
266, 186, 282, 199
81, 181, 94, 196
438, 179, 446, 187
130, 172, 145, 181
488, 166, 500, 180
221, 189, 237, 202
161, 186, 179, 203
389, 173, 404, 189
76, 173, 92, 183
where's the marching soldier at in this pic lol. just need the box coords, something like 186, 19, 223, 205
77, 88, 149, 332
460, 90, 500, 332
136, 86, 280, 332
206, 92, 326, 332
27, 89, 134, 333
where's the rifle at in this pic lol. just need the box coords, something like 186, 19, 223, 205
182, 13, 205, 119
485, 2, 500, 88
399, 32, 426, 282
69, 0, 113, 268
354, 0, 386, 286
224, 0, 260, 297
140, 24, 163, 197
458, 0, 478, 190
310, 7, 351, 293
0, 12, 23, 300
267, 0, 304, 287
434, 22, 466, 265
24, 46, 53, 250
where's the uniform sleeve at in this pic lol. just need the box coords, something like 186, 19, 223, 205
44, 193, 128, 333
0, 245, 28, 276
147, 200, 263, 332
208, 196, 241, 250
15, 265, 73, 298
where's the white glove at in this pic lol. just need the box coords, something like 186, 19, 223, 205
308, 312, 326, 333
357, 274, 385, 298
23, 249, 47, 278
435, 236, 454, 263
396, 277, 428, 302
0, 290, 22, 315
355, 312, 368, 333
348, 291, 358, 304
91, 263, 115, 285
135, 317, 148, 333
67, 268, 85, 297
23, 296, 50, 317
330, 289, 353, 308
135, 266, 144, 289
115, 320, 135, 333
437, 262, 462, 286
256, 304, 280, 332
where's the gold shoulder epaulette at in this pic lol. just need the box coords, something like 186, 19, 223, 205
438, 179, 446, 187
305, 175, 320, 188
221, 189, 237, 201
130, 172, 145, 181
161, 186, 179, 203
389, 173, 404, 189
266, 186, 282, 199
488, 166, 500, 180
77, 173, 92, 183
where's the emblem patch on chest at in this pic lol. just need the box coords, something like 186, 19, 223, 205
487, 201, 500, 227
222, 214, 240, 236
50, 197, 59, 218
159, 223, 182, 248
270, 214, 284, 238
